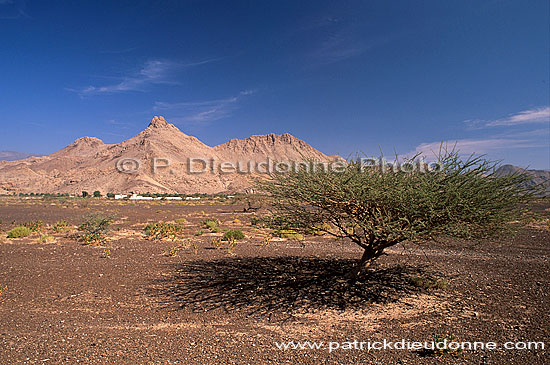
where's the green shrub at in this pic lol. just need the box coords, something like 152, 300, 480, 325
222, 229, 245, 241
7, 226, 32, 238
211, 237, 223, 249
194, 230, 204, 236
273, 229, 303, 240
431, 333, 463, 357
37, 234, 55, 243
167, 247, 179, 257
78, 213, 113, 244
410, 276, 448, 290
144, 222, 182, 240
258, 150, 537, 279
202, 219, 220, 232
93, 190, 102, 198
23, 220, 44, 232
175, 218, 188, 224
52, 220, 71, 233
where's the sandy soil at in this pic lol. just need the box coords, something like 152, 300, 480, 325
0, 197, 548, 364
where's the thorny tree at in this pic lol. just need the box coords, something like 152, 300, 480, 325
257, 151, 537, 280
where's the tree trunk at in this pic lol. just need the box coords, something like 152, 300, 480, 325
347, 248, 382, 283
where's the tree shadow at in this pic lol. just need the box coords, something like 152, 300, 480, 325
150, 256, 427, 316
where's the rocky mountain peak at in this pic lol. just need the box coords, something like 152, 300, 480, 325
71, 136, 104, 146
147, 116, 170, 129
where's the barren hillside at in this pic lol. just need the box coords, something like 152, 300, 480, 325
0, 117, 333, 195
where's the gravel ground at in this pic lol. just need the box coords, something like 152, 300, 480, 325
0, 198, 548, 364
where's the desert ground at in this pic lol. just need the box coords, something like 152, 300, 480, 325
0, 197, 548, 364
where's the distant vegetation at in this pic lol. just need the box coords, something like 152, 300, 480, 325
222, 229, 245, 241
78, 213, 113, 244
273, 229, 303, 241
144, 222, 182, 240
202, 219, 221, 233
16, 192, 70, 197
7, 226, 32, 238
23, 220, 44, 232
37, 234, 55, 243
5, 192, 240, 199
52, 220, 71, 233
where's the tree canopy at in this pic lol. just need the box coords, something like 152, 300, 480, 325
257, 151, 537, 279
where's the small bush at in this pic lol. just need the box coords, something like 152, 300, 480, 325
410, 275, 448, 290
211, 237, 223, 249
195, 230, 204, 236
222, 230, 245, 241
37, 234, 55, 243
93, 190, 101, 198
262, 234, 272, 246
249, 216, 261, 226
175, 218, 187, 224
52, 220, 71, 233
167, 247, 179, 257
431, 333, 463, 357
7, 226, 32, 238
23, 220, 44, 232
78, 213, 113, 244
202, 219, 220, 233
144, 222, 182, 240
273, 229, 303, 241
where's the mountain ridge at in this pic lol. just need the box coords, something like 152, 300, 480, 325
0, 150, 44, 161
0, 116, 334, 194
495, 164, 550, 196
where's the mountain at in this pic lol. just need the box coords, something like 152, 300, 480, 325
214, 133, 330, 162
0, 151, 43, 161
495, 164, 550, 197
0, 116, 334, 195
50, 137, 110, 158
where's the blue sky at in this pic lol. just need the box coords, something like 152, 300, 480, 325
1, 0, 548, 168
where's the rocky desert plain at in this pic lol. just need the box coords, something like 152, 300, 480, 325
0, 117, 548, 364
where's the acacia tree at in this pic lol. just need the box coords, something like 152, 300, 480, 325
257, 151, 536, 279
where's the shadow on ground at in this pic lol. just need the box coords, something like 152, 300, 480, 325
150, 256, 427, 315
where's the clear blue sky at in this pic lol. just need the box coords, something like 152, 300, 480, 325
1, 0, 549, 168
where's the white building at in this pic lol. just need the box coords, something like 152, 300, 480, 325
129, 194, 154, 200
